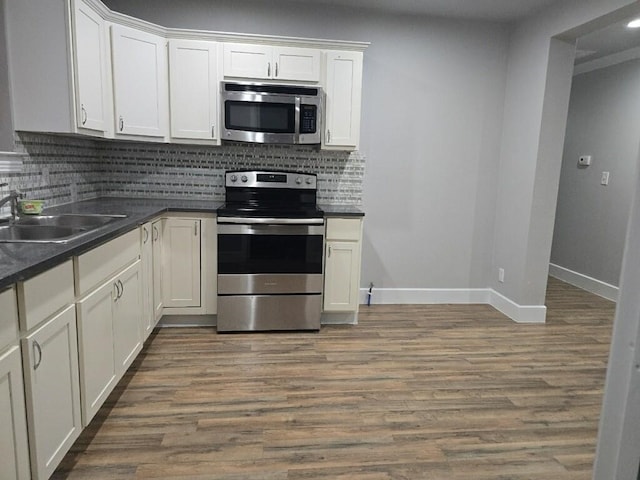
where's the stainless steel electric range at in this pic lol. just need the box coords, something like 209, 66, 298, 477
216, 170, 324, 332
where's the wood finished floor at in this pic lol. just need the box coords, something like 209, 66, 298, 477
53, 277, 616, 479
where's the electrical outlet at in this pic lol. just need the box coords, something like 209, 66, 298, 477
498, 268, 505, 283
601, 171, 610, 186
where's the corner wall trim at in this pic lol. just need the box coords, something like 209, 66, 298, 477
488, 290, 547, 324
549, 263, 619, 302
359, 287, 547, 324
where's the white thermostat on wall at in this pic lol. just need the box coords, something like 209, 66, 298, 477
578, 155, 592, 166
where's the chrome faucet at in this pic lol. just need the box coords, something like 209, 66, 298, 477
0, 183, 22, 221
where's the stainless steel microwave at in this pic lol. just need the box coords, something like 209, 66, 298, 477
221, 82, 323, 145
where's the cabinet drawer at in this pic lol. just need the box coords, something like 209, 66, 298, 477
326, 218, 362, 241
18, 260, 74, 332
0, 287, 18, 351
75, 229, 140, 296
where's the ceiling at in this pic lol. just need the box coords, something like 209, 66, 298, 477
283, 0, 562, 22
576, 14, 640, 65
290, 0, 640, 66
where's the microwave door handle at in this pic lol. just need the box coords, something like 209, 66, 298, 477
294, 97, 301, 142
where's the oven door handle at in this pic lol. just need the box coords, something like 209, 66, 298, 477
217, 217, 324, 225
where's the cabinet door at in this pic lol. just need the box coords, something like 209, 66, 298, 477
76, 280, 117, 427
111, 24, 167, 138
162, 218, 201, 308
152, 220, 164, 322
113, 262, 143, 376
0, 346, 30, 480
140, 223, 154, 340
223, 43, 272, 79
169, 39, 219, 141
73, 0, 110, 134
22, 305, 81, 480
323, 241, 361, 312
323, 51, 363, 150
273, 46, 320, 82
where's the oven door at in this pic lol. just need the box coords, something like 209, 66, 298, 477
217, 221, 325, 295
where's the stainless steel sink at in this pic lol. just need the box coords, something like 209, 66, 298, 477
0, 214, 128, 243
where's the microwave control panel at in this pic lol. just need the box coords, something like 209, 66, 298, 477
300, 105, 317, 134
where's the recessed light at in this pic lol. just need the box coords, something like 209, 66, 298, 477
627, 18, 640, 28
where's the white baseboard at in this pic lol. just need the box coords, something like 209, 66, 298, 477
360, 288, 491, 305
549, 263, 619, 302
359, 287, 547, 324
488, 289, 546, 324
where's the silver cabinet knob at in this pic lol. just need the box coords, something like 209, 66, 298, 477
296, 177, 302, 185
241, 175, 248, 183
305, 178, 312, 185
230, 174, 238, 182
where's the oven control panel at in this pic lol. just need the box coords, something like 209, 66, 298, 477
226, 170, 317, 189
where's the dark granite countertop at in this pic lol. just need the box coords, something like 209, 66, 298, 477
0, 197, 364, 290
320, 204, 365, 217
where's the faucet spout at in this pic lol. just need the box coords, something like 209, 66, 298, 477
0, 190, 23, 221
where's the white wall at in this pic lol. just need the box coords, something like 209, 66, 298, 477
551, 59, 640, 288
104, 0, 510, 291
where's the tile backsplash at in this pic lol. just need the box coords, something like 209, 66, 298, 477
0, 132, 365, 213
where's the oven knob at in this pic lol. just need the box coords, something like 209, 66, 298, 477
305, 178, 313, 185
230, 174, 237, 182
296, 177, 302, 185
241, 175, 248, 183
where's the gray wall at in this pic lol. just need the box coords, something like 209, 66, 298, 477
0, 0, 14, 151
104, 0, 511, 290
489, 0, 637, 308
551, 59, 640, 287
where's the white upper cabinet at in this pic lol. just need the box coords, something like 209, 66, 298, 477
322, 51, 363, 150
5, 0, 366, 148
169, 39, 219, 143
72, 0, 112, 135
4, 0, 112, 136
111, 24, 168, 139
274, 46, 321, 82
223, 43, 320, 82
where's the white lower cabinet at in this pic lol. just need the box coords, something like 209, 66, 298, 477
113, 262, 143, 375
76, 236, 142, 426
76, 278, 117, 426
0, 345, 30, 480
140, 222, 155, 340
0, 287, 28, 480
323, 218, 363, 312
22, 305, 81, 480
152, 219, 164, 321
162, 217, 201, 308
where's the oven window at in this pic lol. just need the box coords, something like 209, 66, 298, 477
225, 101, 295, 133
218, 234, 323, 274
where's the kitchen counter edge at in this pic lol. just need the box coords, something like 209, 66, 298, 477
0, 198, 364, 290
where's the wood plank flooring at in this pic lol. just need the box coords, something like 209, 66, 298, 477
53, 277, 616, 479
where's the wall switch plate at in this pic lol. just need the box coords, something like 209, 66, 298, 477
498, 268, 505, 283
578, 155, 592, 166
601, 171, 610, 185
